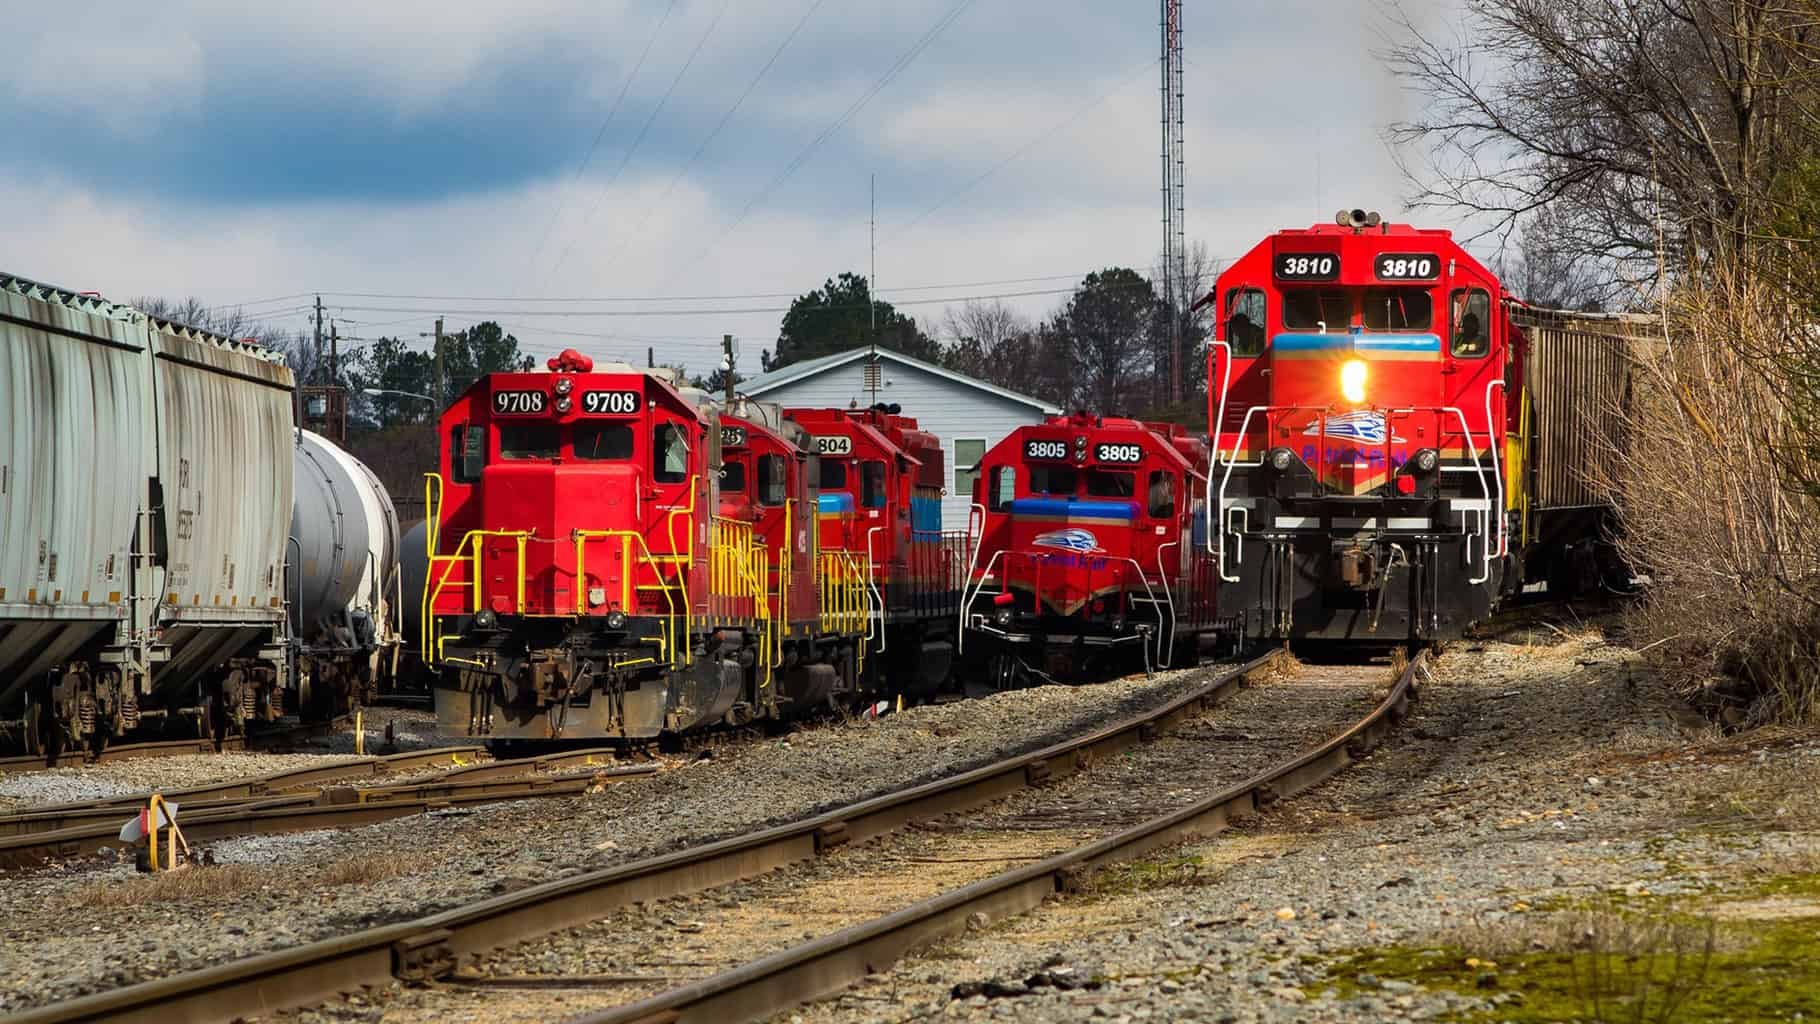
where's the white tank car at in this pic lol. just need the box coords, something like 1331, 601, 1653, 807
0, 272, 294, 754
290, 430, 401, 711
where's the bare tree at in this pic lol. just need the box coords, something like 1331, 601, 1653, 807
1383, 0, 1820, 300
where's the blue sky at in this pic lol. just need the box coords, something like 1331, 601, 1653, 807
0, 0, 1463, 375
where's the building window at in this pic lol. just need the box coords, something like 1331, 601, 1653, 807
953, 438, 985, 498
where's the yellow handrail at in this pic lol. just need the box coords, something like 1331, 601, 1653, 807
423, 527, 534, 663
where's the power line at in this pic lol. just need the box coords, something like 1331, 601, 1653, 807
257, 268, 1153, 306
653, 0, 979, 291
522, 0, 681, 282
545, 0, 731, 278
597, 0, 830, 276
293, 281, 1161, 320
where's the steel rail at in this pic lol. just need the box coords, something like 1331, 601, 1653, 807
581, 650, 1423, 1024
0, 651, 1281, 1024
0, 753, 652, 865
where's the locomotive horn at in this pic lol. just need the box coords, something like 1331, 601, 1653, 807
1337, 208, 1372, 228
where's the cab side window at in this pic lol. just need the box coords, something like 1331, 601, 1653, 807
1224, 288, 1266, 357
757, 454, 787, 507
653, 422, 690, 483
1450, 288, 1491, 358
989, 465, 1016, 511
1147, 471, 1176, 518
451, 424, 485, 484
860, 461, 887, 508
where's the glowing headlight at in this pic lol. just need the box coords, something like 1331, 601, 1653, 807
1340, 359, 1368, 405
554, 378, 573, 396
556, 396, 573, 413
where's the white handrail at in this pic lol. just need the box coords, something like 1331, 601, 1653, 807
864, 526, 886, 652
1153, 539, 1179, 668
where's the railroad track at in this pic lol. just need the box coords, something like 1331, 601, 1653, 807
0, 649, 1421, 1024
0, 746, 649, 869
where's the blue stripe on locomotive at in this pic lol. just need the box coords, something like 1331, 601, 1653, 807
817, 492, 855, 515
1007, 498, 1136, 520
1272, 332, 1441, 354
911, 494, 942, 540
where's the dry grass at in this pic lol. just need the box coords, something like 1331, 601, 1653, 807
66, 852, 406, 909
1667, 758, 1820, 832
1607, 272, 1820, 727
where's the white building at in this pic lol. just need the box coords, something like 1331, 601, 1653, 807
739, 347, 1062, 529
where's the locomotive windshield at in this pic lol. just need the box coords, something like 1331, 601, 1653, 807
1362, 288, 1433, 331
821, 460, 847, 488
720, 460, 746, 492
1085, 469, 1134, 498
499, 423, 559, 460
1029, 464, 1076, 495
1284, 289, 1349, 330
574, 422, 634, 460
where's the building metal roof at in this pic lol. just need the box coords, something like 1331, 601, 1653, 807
739, 346, 1062, 414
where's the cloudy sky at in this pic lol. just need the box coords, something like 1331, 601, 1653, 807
0, 0, 1465, 377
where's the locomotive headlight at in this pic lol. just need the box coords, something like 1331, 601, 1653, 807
1412, 447, 1440, 473
605, 609, 629, 631
555, 396, 573, 413
1340, 359, 1369, 405
994, 606, 1015, 627
473, 609, 497, 630
1268, 447, 1295, 472
554, 378, 573, 396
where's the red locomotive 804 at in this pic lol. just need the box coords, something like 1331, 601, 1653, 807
959, 412, 1220, 685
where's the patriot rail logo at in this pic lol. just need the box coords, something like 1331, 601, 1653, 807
1303, 411, 1405, 445
1032, 528, 1102, 553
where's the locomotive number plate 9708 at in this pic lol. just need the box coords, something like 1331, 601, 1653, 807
1373, 253, 1440, 280
1273, 253, 1340, 281
720, 426, 747, 448
581, 390, 641, 414
1094, 442, 1144, 463
1023, 439, 1069, 460
814, 436, 852, 456
493, 390, 548, 415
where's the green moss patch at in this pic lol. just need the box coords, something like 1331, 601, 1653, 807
1322, 898, 1820, 1021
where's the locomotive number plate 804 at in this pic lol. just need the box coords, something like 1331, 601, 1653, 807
1373, 253, 1440, 280
1274, 253, 1340, 281
581, 390, 642, 414
814, 435, 852, 456
720, 426, 747, 448
1094, 442, 1144, 463
493, 390, 548, 415
1023, 439, 1069, 460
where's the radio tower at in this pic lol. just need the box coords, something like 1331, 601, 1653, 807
1160, 0, 1186, 405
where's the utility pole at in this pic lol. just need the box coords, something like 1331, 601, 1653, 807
647, 346, 654, 369
313, 295, 324, 382
870, 173, 877, 336
722, 334, 736, 406
433, 317, 445, 406
329, 321, 338, 385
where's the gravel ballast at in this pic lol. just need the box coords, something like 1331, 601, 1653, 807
0, 661, 1247, 1013
765, 622, 1816, 1024
294, 661, 1386, 1023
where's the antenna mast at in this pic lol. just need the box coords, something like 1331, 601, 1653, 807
1161, 0, 1186, 405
